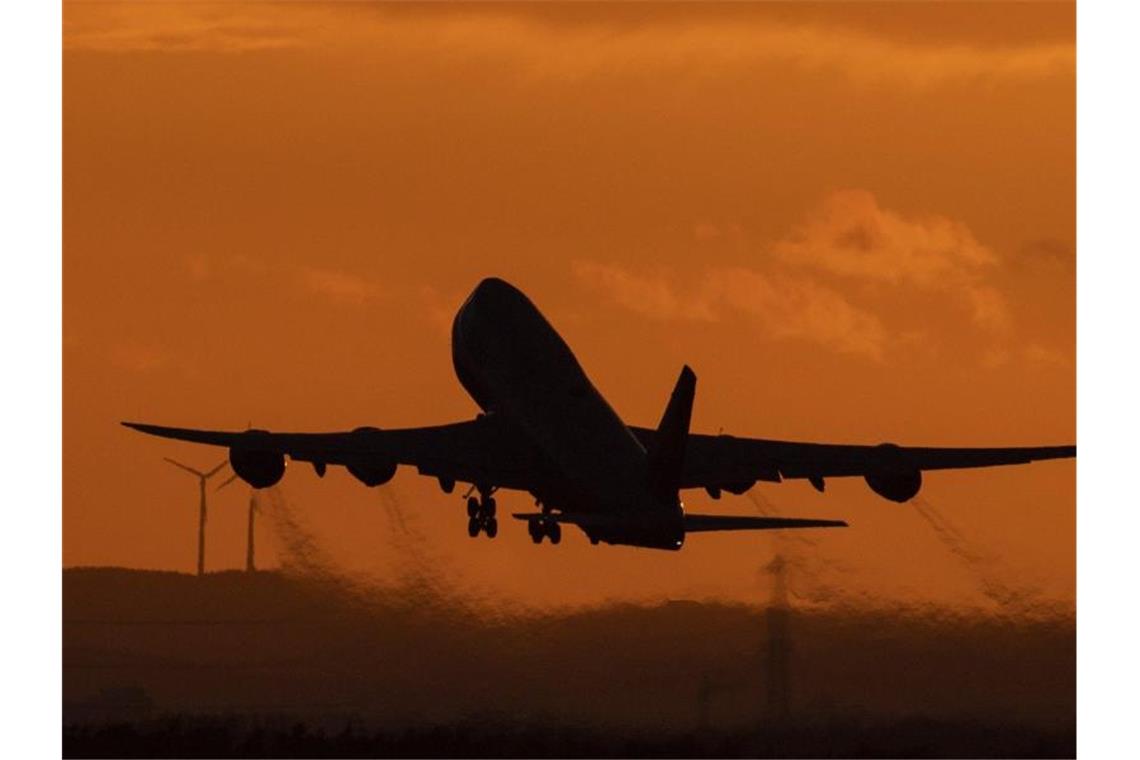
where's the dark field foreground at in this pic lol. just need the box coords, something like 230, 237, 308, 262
63, 568, 1074, 758
63, 714, 1074, 758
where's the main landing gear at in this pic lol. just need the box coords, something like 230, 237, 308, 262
527, 516, 561, 545
465, 485, 498, 538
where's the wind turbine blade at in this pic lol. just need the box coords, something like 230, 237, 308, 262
164, 457, 205, 477
215, 472, 241, 491
204, 460, 230, 479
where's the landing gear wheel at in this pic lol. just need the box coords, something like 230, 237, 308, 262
484, 497, 497, 518
549, 523, 562, 545
528, 520, 543, 543
467, 516, 481, 537
484, 517, 498, 538
466, 497, 480, 518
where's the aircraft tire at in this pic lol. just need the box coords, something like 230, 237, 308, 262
550, 523, 562, 545
484, 497, 497, 518
466, 497, 480, 518
467, 516, 481, 537
485, 517, 498, 538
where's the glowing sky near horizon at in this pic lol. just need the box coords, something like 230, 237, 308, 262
64, 1, 1075, 614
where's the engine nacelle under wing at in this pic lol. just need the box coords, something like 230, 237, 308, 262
229, 430, 286, 489
346, 459, 397, 487
863, 443, 922, 502
344, 427, 398, 487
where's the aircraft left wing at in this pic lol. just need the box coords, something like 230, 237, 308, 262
122, 416, 542, 491
630, 427, 1075, 502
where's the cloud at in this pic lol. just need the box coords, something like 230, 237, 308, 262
965, 285, 1013, 334
177, 253, 379, 308
435, 15, 1074, 89
1023, 343, 1070, 368
65, 4, 1073, 90
574, 191, 1040, 360
773, 189, 997, 285
571, 261, 714, 322
573, 260, 885, 359
773, 189, 1010, 333
1010, 238, 1076, 275
65, 4, 306, 54
297, 266, 380, 307
703, 267, 888, 358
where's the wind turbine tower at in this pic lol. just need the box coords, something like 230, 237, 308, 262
217, 472, 259, 572
164, 457, 228, 576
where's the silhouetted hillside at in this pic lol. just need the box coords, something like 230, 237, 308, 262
63, 567, 1074, 757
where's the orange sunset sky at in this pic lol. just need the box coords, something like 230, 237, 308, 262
63, 1, 1075, 613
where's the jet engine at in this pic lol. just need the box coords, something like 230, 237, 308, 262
228, 432, 286, 489
723, 480, 757, 495
344, 426, 397, 487
346, 458, 398, 487
863, 443, 922, 502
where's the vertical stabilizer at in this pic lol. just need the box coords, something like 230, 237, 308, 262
648, 365, 696, 503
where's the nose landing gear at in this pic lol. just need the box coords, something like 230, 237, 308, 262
464, 485, 498, 538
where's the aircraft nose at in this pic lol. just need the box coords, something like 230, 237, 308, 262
455, 278, 516, 355
466, 277, 528, 323
471, 277, 519, 303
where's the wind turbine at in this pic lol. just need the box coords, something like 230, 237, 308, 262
164, 457, 228, 576
217, 471, 259, 573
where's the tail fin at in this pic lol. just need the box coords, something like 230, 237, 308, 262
648, 365, 696, 503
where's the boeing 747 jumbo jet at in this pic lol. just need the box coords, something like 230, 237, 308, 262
124, 277, 1075, 550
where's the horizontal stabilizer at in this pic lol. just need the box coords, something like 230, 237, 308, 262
683, 514, 847, 532
512, 512, 847, 531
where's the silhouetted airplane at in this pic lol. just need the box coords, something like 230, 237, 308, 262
124, 278, 1075, 550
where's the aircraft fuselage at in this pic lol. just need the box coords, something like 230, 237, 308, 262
451, 278, 683, 548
